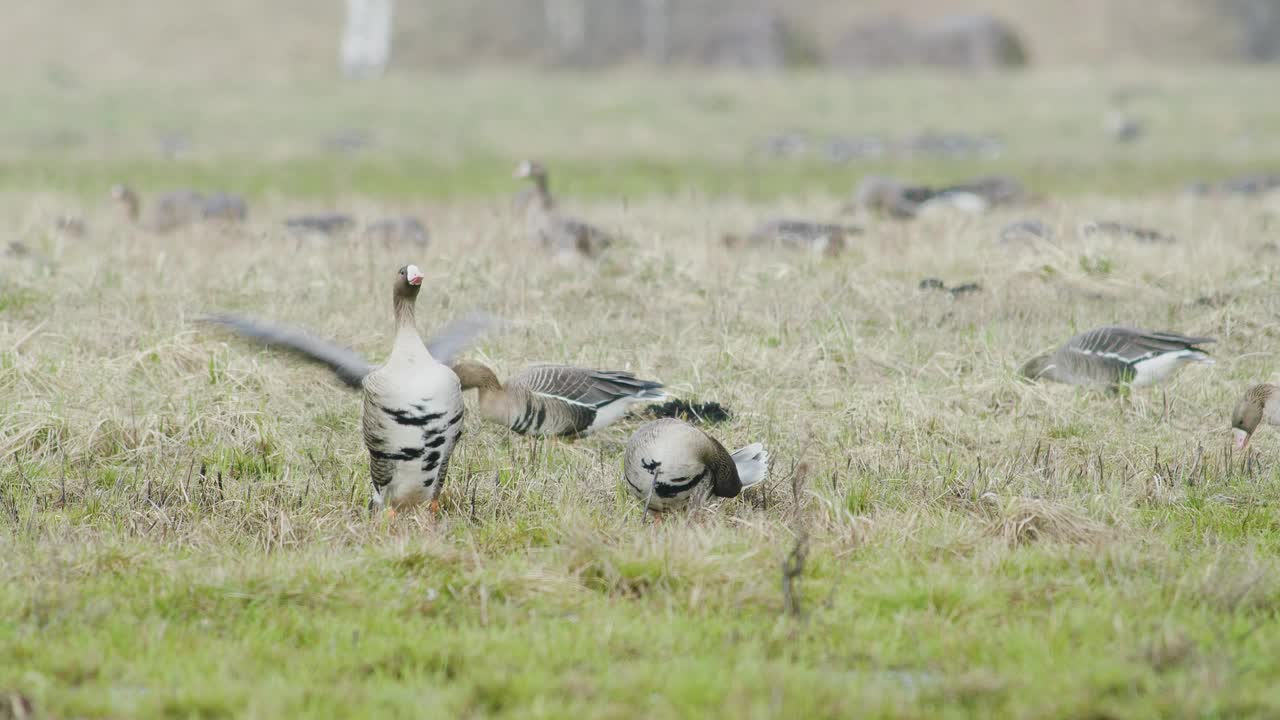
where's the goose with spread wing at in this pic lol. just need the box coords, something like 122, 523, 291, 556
451, 360, 666, 437
1021, 325, 1215, 389
204, 266, 496, 515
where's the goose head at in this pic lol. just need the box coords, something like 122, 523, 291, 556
514, 160, 546, 181
110, 184, 140, 220
395, 264, 424, 296
1020, 353, 1056, 382
1231, 383, 1277, 450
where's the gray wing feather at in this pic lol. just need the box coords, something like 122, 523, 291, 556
201, 314, 373, 388
424, 312, 504, 366
1069, 326, 1215, 364
515, 365, 665, 409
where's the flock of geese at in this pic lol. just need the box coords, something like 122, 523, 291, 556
141, 160, 1275, 517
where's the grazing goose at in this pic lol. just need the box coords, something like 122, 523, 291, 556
721, 219, 858, 257
202, 192, 249, 222
1231, 384, 1280, 450
111, 185, 204, 233
112, 185, 247, 232
284, 213, 356, 237
451, 361, 666, 437
1021, 326, 1215, 389
1080, 221, 1174, 244
363, 216, 429, 246
205, 267, 496, 515
623, 419, 768, 512
514, 160, 615, 259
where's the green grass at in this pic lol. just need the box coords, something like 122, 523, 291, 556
5, 69, 1280, 718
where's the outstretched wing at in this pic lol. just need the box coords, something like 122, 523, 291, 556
201, 311, 502, 389
424, 312, 504, 366
201, 314, 373, 388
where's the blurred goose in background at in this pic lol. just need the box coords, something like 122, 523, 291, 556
1231, 384, 1280, 450
112, 184, 247, 232
363, 216, 429, 246
514, 160, 615, 259
202, 268, 498, 515
1021, 326, 1215, 389
721, 219, 859, 257
451, 360, 666, 438
1079, 220, 1175, 244
111, 184, 202, 233
284, 213, 356, 238
201, 192, 248, 222
623, 419, 768, 512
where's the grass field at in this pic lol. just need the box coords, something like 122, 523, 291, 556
5, 69, 1280, 718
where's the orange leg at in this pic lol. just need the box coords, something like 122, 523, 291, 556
385, 508, 398, 521
429, 499, 441, 516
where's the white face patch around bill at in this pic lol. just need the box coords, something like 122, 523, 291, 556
405, 264, 424, 286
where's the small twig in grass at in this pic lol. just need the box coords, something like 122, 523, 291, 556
781, 530, 809, 619
179, 455, 194, 506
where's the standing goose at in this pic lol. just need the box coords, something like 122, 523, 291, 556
721, 219, 859, 257
623, 419, 768, 512
1231, 384, 1280, 450
451, 360, 666, 437
204, 266, 496, 515
1021, 326, 1215, 389
514, 160, 615, 259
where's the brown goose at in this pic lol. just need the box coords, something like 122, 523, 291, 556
514, 160, 614, 258
1021, 326, 1215, 389
451, 361, 665, 437
721, 219, 858, 257
623, 419, 768, 512
1231, 384, 1280, 450
203, 267, 496, 515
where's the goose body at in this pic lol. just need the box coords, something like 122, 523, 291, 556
1231, 384, 1280, 450
361, 302, 464, 510
452, 361, 665, 437
515, 160, 614, 258
1021, 325, 1215, 389
623, 419, 768, 512
723, 219, 858, 257
203, 270, 496, 512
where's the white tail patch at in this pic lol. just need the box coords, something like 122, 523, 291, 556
1131, 349, 1213, 387
731, 442, 769, 488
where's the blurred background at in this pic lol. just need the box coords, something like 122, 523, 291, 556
9, 0, 1280, 78
4, 1, 1280, 203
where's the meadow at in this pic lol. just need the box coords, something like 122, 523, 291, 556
4, 69, 1280, 718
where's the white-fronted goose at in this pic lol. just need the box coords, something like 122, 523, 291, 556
722, 219, 858, 257
514, 160, 614, 259
363, 216, 429, 245
1021, 326, 1215, 389
623, 419, 768, 512
451, 361, 665, 437
205, 267, 496, 514
1231, 384, 1280, 450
